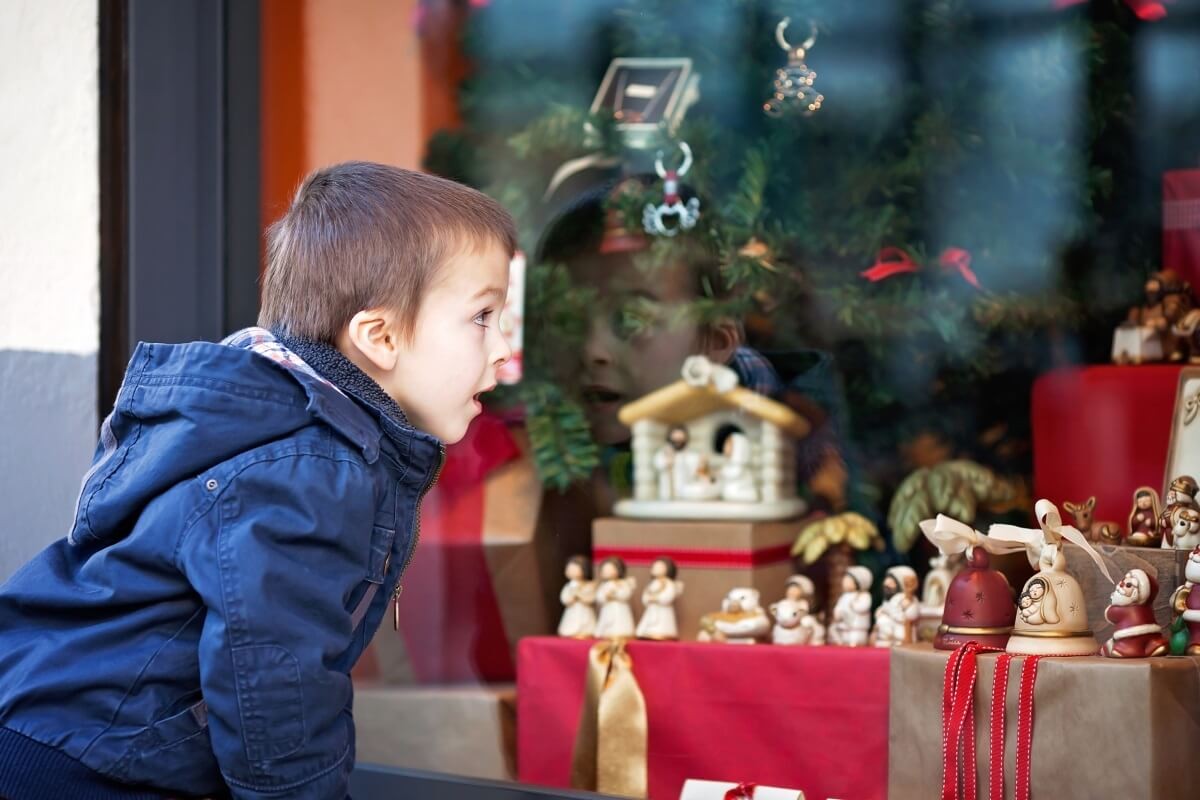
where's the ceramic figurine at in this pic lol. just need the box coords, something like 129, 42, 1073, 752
1164, 506, 1200, 550
919, 515, 1019, 651
652, 424, 692, 501
1159, 477, 1199, 548
993, 499, 1113, 656
1125, 487, 1162, 546
594, 557, 637, 639
829, 566, 873, 647
719, 431, 759, 502
1063, 496, 1122, 545
636, 557, 683, 640
871, 566, 920, 647
1169, 546, 1200, 655
916, 551, 963, 642
784, 574, 817, 607
557, 555, 597, 638
1112, 269, 1192, 363
769, 597, 824, 645
698, 587, 771, 644
1101, 568, 1168, 658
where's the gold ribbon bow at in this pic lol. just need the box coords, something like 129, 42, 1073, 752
570, 639, 648, 799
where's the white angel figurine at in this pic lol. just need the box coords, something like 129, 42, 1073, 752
636, 557, 683, 640
557, 555, 597, 638
829, 566, 873, 647
594, 556, 637, 639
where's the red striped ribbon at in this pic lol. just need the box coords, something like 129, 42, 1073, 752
592, 544, 793, 569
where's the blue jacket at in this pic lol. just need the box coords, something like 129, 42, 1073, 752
0, 330, 443, 799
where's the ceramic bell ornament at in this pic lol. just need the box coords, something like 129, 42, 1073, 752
1102, 568, 1168, 658
991, 499, 1114, 656
871, 566, 920, 647
594, 556, 637, 639
919, 515, 1020, 651
829, 566, 873, 647
557, 555, 597, 638
636, 557, 683, 640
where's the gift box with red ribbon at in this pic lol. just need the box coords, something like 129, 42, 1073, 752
889, 642, 1200, 800
592, 516, 803, 642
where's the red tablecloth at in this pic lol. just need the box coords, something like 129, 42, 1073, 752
1032, 365, 1183, 525
516, 637, 889, 800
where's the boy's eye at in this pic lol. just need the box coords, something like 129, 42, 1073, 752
610, 298, 662, 340
474, 309, 494, 327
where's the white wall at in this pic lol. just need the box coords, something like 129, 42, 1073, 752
0, 0, 99, 578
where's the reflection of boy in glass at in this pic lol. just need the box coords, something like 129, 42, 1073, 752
537, 175, 849, 512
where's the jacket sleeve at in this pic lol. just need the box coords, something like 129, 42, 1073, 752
179, 452, 378, 799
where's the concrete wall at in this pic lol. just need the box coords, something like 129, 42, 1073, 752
0, 0, 99, 579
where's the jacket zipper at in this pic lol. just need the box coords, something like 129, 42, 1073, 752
394, 443, 446, 630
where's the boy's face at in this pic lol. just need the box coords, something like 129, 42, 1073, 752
575, 255, 706, 445
385, 241, 512, 443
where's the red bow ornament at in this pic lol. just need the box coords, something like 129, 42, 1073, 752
724, 783, 759, 800
860, 246, 982, 289
1054, 0, 1169, 21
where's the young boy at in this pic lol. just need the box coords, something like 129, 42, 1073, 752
0, 162, 514, 799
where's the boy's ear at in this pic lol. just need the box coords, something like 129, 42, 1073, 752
344, 309, 401, 371
698, 318, 743, 366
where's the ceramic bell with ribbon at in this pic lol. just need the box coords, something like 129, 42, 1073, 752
990, 499, 1114, 656
919, 515, 1019, 651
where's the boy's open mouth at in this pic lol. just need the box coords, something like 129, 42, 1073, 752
583, 387, 623, 405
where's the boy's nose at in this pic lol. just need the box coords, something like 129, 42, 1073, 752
492, 327, 512, 367
583, 315, 617, 367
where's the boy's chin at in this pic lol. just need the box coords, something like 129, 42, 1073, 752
587, 413, 632, 447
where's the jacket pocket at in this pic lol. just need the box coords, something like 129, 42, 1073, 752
232, 644, 305, 763
350, 526, 395, 632
110, 697, 223, 795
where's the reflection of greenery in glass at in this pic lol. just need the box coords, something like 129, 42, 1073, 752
428, 0, 1200, 500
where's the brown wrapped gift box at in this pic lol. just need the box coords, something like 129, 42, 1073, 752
352, 683, 516, 781
889, 644, 1200, 800
592, 516, 802, 641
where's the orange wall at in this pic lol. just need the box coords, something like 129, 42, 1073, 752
261, 0, 463, 233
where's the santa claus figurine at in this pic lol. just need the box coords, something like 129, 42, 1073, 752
872, 566, 920, 647
830, 566, 873, 647
1101, 568, 1168, 658
1170, 546, 1200, 656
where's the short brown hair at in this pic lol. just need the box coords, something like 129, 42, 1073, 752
259, 161, 517, 342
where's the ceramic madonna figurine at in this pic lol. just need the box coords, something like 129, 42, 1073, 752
872, 566, 920, 647
719, 431, 759, 502
594, 556, 637, 639
1122, 486, 1161, 546
1102, 568, 1168, 658
698, 587, 771, 644
919, 515, 1019, 651
557, 555, 597, 638
992, 499, 1113, 656
1160, 476, 1200, 549
1168, 546, 1200, 655
829, 566, 873, 647
636, 557, 683, 640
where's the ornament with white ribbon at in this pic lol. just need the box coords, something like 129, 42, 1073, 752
989, 498, 1114, 585
642, 142, 701, 237
919, 514, 1029, 558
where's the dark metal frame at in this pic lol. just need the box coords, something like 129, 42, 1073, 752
350, 764, 616, 800
98, 0, 261, 416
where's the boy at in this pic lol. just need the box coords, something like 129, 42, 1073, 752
0, 162, 514, 799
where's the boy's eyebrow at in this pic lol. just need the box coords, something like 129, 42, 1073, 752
470, 286, 506, 301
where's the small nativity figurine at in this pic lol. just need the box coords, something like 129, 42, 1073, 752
1102, 568, 1168, 658
1168, 546, 1200, 656
771, 576, 825, 645
1160, 476, 1200, 549
557, 555, 597, 639
698, 587, 771, 644
1112, 269, 1192, 364
871, 566, 920, 647
829, 566, 873, 647
594, 556, 637, 639
617, 355, 810, 521
636, 557, 683, 640
1126, 486, 1162, 547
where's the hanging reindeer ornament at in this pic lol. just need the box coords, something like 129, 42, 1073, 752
643, 141, 701, 238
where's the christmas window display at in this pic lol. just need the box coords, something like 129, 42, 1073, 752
350, 0, 1200, 793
